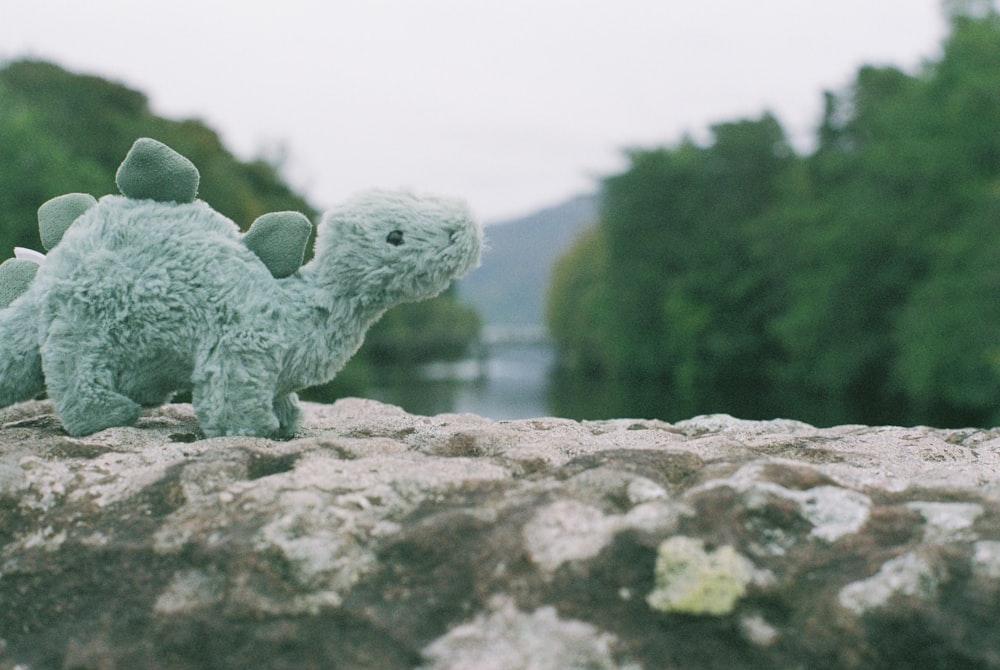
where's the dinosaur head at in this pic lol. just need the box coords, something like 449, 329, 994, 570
314, 189, 483, 305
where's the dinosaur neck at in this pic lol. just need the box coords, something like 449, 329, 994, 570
277, 254, 391, 391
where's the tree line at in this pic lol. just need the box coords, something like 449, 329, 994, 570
547, 7, 1000, 428
0, 59, 479, 400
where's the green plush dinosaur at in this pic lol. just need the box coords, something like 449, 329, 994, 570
0, 138, 482, 437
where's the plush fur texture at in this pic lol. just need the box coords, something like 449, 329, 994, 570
0, 190, 481, 437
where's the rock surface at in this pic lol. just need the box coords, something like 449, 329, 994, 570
1, 399, 999, 669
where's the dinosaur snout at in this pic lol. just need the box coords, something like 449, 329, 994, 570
446, 217, 483, 278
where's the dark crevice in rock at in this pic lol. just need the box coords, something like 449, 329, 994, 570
558, 449, 705, 492
245, 451, 299, 480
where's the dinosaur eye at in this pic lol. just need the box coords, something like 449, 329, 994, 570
386, 230, 404, 246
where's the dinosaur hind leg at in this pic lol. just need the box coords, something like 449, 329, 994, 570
41, 319, 140, 436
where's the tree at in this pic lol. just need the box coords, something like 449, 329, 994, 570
548, 7, 1000, 427
604, 117, 793, 410
549, 114, 796, 420
546, 224, 615, 375
770, 9, 1000, 426
0, 59, 316, 246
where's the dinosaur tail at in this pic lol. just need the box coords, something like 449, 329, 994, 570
0, 294, 45, 408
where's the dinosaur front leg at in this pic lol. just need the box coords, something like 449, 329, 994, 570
192, 342, 282, 438
41, 319, 141, 436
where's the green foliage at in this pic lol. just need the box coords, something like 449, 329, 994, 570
549, 115, 793, 420
545, 225, 614, 375
0, 58, 482, 400
548, 8, 1000, 427
364, 286, 482, 364
0, 59, 316, 244
301, 286, 481, 404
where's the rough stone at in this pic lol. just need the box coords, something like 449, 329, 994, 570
420, 596, 628, 670
1, 399, 1000, 669
838, 550, 944, 615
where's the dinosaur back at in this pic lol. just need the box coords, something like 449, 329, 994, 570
36, 196, 275, 318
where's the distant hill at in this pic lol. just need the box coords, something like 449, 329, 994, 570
457, 194, 598, 327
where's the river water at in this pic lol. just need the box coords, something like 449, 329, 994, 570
363, 340, 678, 422
366, 342, 558, 420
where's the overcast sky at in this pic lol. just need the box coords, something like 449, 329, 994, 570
2, 1, 949, 222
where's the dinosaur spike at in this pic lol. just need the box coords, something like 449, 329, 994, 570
115, 137, 200, 204
0, 258, 39, 308
37, 193, 98, 251
14, 248, 45, 264
243, 211, 313, 278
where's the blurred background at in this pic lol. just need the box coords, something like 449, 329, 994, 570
2, 0, 998, 427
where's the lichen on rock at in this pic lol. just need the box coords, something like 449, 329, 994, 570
645, 536, 754, 616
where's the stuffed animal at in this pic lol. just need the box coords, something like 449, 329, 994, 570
0, 138, 482, 437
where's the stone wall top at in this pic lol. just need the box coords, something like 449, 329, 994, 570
1, 399, 998, 669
